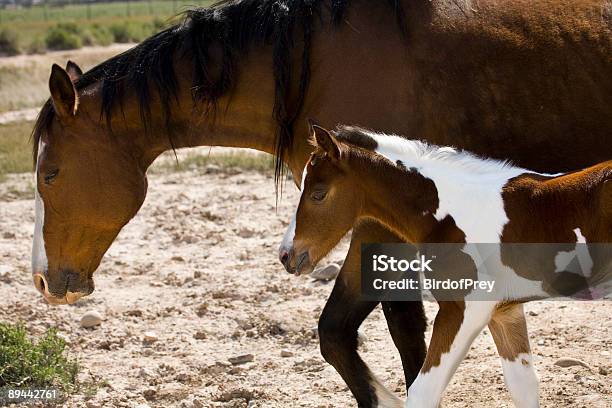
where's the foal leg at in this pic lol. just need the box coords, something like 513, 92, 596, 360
406, 301, 497, 408
379, 224, 428, 390
488, 304, 539, 408
382, 299, 427, 388
319, 222, 420, 408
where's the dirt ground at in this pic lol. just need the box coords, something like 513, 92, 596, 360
0, 152, 610, 408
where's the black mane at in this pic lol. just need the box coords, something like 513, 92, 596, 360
32, 0, 406, 187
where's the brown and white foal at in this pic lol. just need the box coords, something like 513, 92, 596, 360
279, 124, 611, 408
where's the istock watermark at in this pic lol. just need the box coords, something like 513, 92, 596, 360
361, 243, 612, 301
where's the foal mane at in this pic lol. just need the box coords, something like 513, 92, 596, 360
334, 125, 519, 176
32, 0, 407, 190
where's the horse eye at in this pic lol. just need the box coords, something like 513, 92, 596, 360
311, 190, 327, 202
44, 169, 59, 184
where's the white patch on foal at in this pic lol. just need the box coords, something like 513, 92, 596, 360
405, 301, 498, 408
368, 132, 528, 243
32, 139, 48, 274
500, 353, 540, 408
553, 228, 593, 278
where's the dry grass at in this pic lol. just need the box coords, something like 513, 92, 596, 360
0, 121, 34, 181
0, 45, 132, 113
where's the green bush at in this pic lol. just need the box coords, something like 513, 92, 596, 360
0, 28, 20, 56
109, 22, 130, 43
110, 21, 154, 43
45, 24, 83, 50
0, 323, 79, 392
27, 37, 47, 54
82, 25, 113, 46
152, 17, 166, 32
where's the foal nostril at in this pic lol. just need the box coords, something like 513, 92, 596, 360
33, 273, 48, 295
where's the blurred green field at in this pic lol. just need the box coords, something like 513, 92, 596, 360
0, 121, 32, 179
0, 0, 272, 182
0, 0, 215, 50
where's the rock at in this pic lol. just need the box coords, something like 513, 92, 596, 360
528, 310, 538, 316
125, 309, 143, 317
194, 331, 207, 340
357, 330, 368, 347
0, 265, 12, 283
143, 388, 157, 401
310, 263, 341, 281
2, 232, 16, 239
229, 366, 244, 375
204, 164, 222, 174
237, 227, 255, 238
138, 367, 156, 378
143, 331, 158, 343
180, 396, 204, 408
280, 349, 293, 358
599, 366, 608, 376
228, 354, 254, 365
80, 311, 103, 328
195, 303, 208, 317
554, 357, 592, 370
310, 326, 319, 339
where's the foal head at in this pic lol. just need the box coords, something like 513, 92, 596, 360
32, 63, 148, 304
279, 124, 364, 275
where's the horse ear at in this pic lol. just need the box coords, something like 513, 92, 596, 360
49, 63, 78, 118
309, 121, 341, 160
65, 60, 83, 82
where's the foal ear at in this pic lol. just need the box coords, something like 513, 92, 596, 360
65, 60, 83, 82
310, 122, 341, 160
49, 64, 78, 118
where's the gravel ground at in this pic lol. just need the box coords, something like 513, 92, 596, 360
0, 163, 610, 408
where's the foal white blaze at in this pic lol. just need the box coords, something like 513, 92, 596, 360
279, 165, 307, 273
32, 140, 48, 277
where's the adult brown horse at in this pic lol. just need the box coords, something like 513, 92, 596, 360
31, 1, 611, 406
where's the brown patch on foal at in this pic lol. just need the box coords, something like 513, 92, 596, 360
488, 303, 531, 362
421, 301, 465, 373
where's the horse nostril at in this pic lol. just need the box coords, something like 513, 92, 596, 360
33, 274, 47, 295
280, 250, 290, 267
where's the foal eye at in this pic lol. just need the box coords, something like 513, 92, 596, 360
311, 190, 327, 202
44, 169, 59, 184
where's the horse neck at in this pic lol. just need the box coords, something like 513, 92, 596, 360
86, 48, 279, 171
350, 154, 438, 242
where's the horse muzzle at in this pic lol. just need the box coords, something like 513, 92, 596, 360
33, 271, 94, 305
